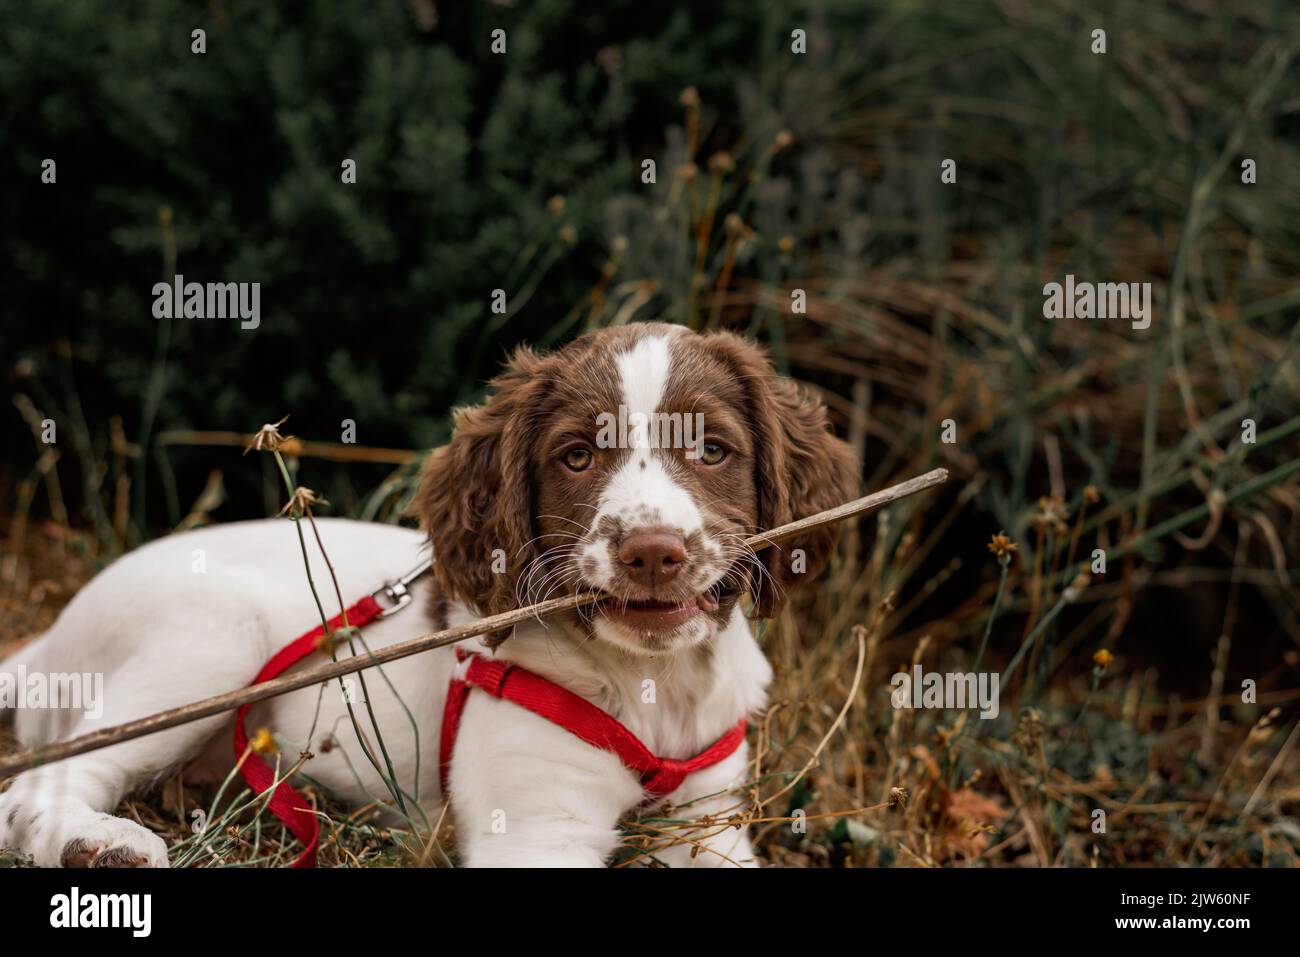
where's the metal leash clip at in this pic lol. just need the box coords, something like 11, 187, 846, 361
371, 558, 434, 617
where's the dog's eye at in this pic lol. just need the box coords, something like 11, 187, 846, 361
562, 446, 594, 472
698, 443, 727, 466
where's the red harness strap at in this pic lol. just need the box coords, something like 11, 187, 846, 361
440, 648, 749, 799
233, 594, 385, 869
240, 593, 748, 868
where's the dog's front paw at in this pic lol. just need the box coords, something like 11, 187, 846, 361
48, 813, 169, 869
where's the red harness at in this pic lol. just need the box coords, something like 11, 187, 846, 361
440, 647, 748, 800
233, 592, 386, 868
236, 584, 748, 868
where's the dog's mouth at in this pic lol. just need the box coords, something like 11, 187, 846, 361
594, 584, 734, 633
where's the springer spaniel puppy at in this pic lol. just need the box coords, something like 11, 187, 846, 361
0, 322, 857, 867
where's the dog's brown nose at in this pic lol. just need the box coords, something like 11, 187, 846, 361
619, 526, 686, 588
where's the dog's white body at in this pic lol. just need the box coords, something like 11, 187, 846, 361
1, 518, 769, 867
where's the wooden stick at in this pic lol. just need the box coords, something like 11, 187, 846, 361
0, 467, 946, 778
156, 430, 419, 465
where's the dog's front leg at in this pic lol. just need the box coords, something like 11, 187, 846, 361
447, 694, 642, 867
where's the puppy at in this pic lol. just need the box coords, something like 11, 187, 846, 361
0, 322, 857, 867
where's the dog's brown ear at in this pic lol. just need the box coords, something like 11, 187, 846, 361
702, 332, 860, 618
750, 375, 860, 616
409, 347, 549, 618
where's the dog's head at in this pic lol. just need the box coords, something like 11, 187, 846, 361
412, 323, 859, 654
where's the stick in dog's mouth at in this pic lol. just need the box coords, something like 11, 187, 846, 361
0, 467, 948, 779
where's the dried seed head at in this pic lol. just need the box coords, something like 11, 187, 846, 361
774, 129, 794, 151
679, 86, 700, 108
724, 212, 747, 237
1258, 707, 1281, 728
560, 225, 578, 246
679, 162, 698, 182
250, 727, 278, 756
1093, 648, 1114, 669
1083, 485, 1101, 505
245, 415, 291, 454
1248, 725, 1275, 746
1062, 570, 1091, 602
1032, 495, 1069, 530
708, 151, 734, 174
547, 194, 566, 216
890, 786, 909, 808
778, 235, 795, 253
280, 486, 328, 518
987, 531, 1018, 564
1013, 708, 1044, 753
314, 624, 357, 654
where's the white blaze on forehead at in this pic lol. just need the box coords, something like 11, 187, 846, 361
616, 334, 671, 448
595, 332, 702, 535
